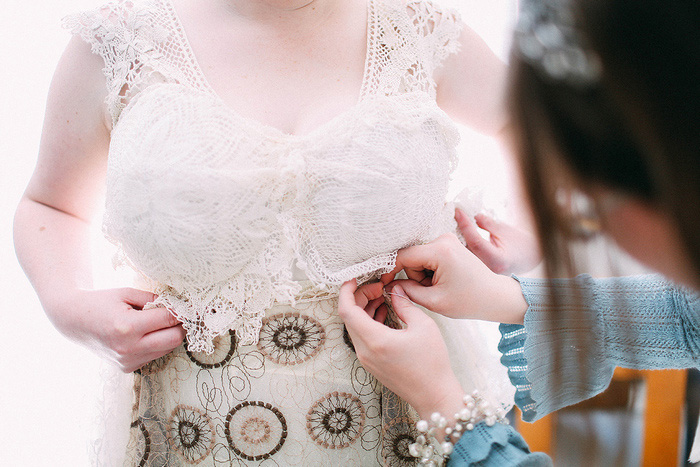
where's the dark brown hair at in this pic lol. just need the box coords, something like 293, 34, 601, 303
509, 0, 700, 281
508, 0, 699, 394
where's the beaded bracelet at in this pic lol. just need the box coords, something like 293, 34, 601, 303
409, 390, 509, 466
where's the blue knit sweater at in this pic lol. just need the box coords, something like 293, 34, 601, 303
449, 274, 700, 466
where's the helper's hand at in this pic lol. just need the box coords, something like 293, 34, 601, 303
455, 208, 541, 275
381, 233, 527, 323
338, 280, 464, 420
48, 288, 186, 373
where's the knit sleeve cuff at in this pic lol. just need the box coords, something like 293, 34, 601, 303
451, 422, 552, 466
498, 323, 539, 421
500, 275, 617, 422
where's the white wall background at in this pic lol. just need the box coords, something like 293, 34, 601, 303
0, 1, 516, 465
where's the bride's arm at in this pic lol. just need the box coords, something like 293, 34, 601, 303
435, 23, 544, 275
435, 24, 509, 136
14, 37, 185, 373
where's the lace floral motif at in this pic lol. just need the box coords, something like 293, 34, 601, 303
65, 0, 463, 353
363, 0, 463, 98
63, 0, 165, 124
123, 251, 300, 352
62, 0, 213, 124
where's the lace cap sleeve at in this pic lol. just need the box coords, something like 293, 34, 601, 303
406, 0, 463, 72
62, 0, 166, 124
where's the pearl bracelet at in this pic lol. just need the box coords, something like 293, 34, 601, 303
409, 390, 508, 466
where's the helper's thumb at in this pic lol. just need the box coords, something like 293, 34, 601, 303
390, 285, 426, 325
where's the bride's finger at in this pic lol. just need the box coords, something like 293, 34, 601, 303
364, 297, 384, 318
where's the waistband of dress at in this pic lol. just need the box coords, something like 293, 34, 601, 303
281, 280, 339, 304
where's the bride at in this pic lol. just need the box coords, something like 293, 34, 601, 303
14, 0, 525, 464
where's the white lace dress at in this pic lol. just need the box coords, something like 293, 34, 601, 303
64, 0, 514, 465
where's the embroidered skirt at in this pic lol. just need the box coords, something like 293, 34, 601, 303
123, 289, 419, 466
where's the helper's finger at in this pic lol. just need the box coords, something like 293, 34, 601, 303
374, 303, 389, 324
457, 209, 498, 251
380, 262, 429, 285
456, 213, 503, 267
388, 285, 429, 326
365, 297, 385, 319
382, 244, 441, 285
380, 263, 403, 285
339, 281, 387, 337
386, 279, 438, 311
340, 279, 358, 296
474, 213, 506, 236
456, 208, 487, 244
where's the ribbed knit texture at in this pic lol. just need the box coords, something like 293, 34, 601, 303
448, 274, 699, 465
450, 422, 552, 466
503, 274, 700, 422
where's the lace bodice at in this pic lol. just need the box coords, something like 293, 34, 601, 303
65, 0, 463, 353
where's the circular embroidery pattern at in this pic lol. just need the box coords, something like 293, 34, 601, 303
167, 405, 215, 464
186, 329, 237, 369
129, 418, 150, 467
307, 392, 366, 449
382, 417, 419, 466
225, 401, 288, 461
258, 313, 326, 365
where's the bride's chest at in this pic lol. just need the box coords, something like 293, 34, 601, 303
179, 9, 368, 137
107, 83, 458, 207
103, 83, 459, 286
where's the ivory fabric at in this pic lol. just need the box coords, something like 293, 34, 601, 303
65, 0, 462, 353
65, 0, 515, 464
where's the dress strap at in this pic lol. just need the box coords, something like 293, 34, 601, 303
364, 0, 463, 98
62, 0, 173, 125
406, 0, 463, 73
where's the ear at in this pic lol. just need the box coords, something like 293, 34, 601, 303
604, 198, 696, 286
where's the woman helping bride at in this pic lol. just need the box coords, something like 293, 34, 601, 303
15, 0, 530, 464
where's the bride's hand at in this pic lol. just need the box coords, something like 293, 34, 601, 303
47, 288, 186, 373
381, 233, 527, 323
338, 280, 464, 420
455, 208, 541, 275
